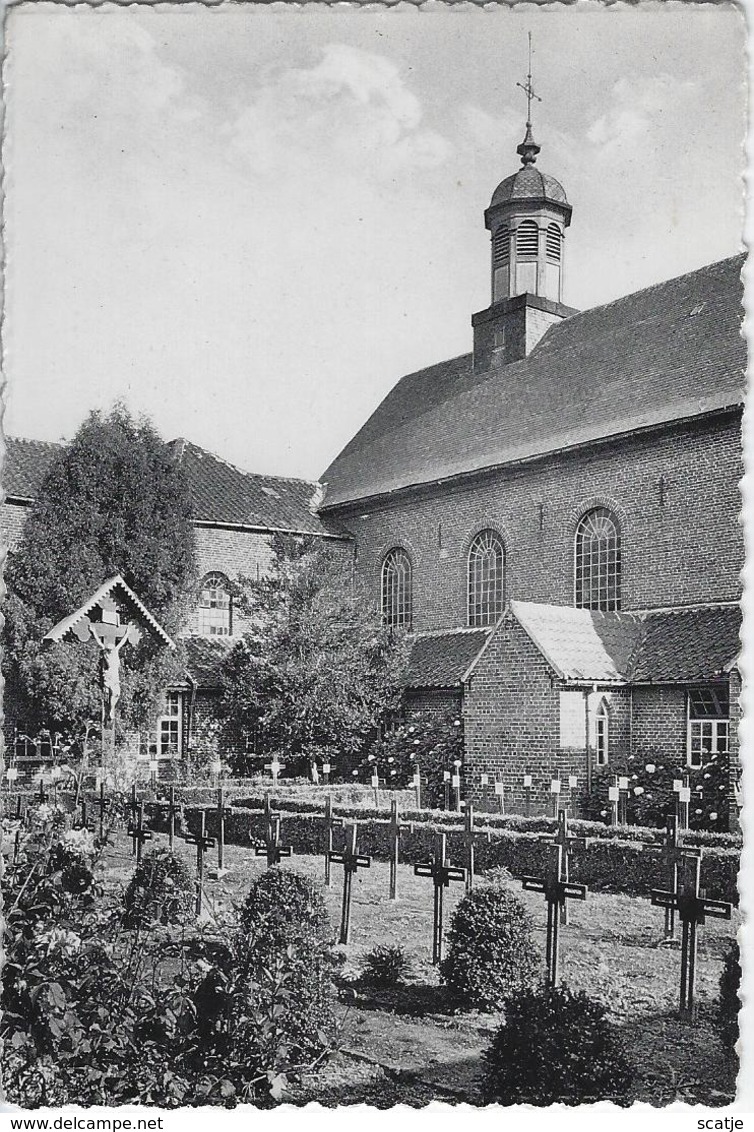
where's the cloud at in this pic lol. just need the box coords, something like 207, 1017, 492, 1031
586, 75, 696, 161
227, 44, 451, 183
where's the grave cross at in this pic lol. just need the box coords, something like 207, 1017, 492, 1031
324, 794, 345, 888
216, 787, 233, 873
538, 808, 587, 924
328, 822, 371, 945
651, 854, 732, 1020
462, 802, 487, 893
645, 813, 701, 941
264, 756, 285, 786
13, 828, 22, 864
377, 798, 411, 900
181, 811, 216, 916
673, 774, 691, 831
157, 785, 182, 851
413, 831, 466, 964
127, 801, 154, 865
254, 813, 293, 868
522, 843, 587, 987
38, 778, 47, 804
129, 785, 139, 854
412, 762, 422, 809
452, 760, 463, 813
15, 794, 26, 823
97, 781, 111, 844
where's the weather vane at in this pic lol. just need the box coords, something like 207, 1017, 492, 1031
516, 32, 542, 126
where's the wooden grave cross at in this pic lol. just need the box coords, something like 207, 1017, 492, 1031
412, 761, 422, 809
673, 774, 691, 831
328, 822, 371, 945
414, 831, 466, 964
129, 784, 140, 853
651, 853, 731, 1020
379, 798, 411, 900
255, 812, 293, 868
127, 801, 154, 865
264, 756, 285, 786
538, 808, 588, 924
452, 760, 463, 813
182, 811, 216, 916
549, 775, 562, 817
97, 781, 112, 843
522, 843, 587, 987
38, 777, 47, 804
13, 827, 22, 864
324, 793, 345, 888
322, 760, 332, 786
523, 772, 533, 816
645, 813, 701, 941
462, 802, 488, 893
157, 785, 183, 851
15, 794, 26, 823
216, 787, 233, 872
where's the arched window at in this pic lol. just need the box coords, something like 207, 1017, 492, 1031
381, 548, 412, 629
595, 698, 609, 766
546, 223, 562, 263
198, 572, 232, 636
468, 530, 505, 627
516, 220, 539, 260
575, 508, 621, 612
492, 225, 510, 266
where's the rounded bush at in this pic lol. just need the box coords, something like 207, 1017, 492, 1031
440, 884, 539, 1010
360, 944, 412, 988
718, 940, 741, 1061
237, 868, 334, 1057
483, 985, 635, 1105
123, 848, 195, 928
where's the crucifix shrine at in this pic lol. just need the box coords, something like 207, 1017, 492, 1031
538, 809, 587, 924
127, 801, 154, 865
646, 814, 701, 942
328, 822, 371, 944
414, 831, 466, 964
43, 576, 175, 769
254, 812, 292, 868
324, 794, 345, 888
376, 798, 411, 900
651, 854, 732, 1020
181, 811, 216, 917
522, 843, 587, 987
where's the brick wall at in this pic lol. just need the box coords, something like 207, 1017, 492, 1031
336, 412, 742, 632
405, 688, 462, 720
0, 501, 31, 553
631, 686, 687, 765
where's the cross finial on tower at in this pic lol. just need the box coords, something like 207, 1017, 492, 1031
515, 32, 542, 167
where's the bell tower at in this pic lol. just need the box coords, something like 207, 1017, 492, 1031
472, 36, 577, 372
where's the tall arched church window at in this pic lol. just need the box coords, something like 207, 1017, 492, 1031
516, 220, 539, 260
198, 572, 233, 636
595, 698, 609, 766
468, 529, 505, 627
492, 225, 510, 266
381, 548, 412, 629
546, 223, 562, 263
574, 508, 621, 612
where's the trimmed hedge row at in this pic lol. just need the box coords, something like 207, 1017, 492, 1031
146, 802, 740, 905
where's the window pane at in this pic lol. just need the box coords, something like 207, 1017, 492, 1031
381, 549, 412, 629
198, 572, 232, 636
575, 508, 621, 612
468, 530, 505, 627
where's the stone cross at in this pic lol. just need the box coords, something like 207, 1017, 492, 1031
414, 831, 466, 964
324, 793, 345, 888
522, 843, 587, 987
264, 756, 285, 785
328, 822, 371, 945
127, 801, 154, 865
376, 798, 410, 900
538, 808, 587, 924
645, 813, 701, 941
254, 813, 292, 868
651, 854, 731, 1020
215, 787, 233, 873
182, 811, 216, 917
462, 802, 487, 893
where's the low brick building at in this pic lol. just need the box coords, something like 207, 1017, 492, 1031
319, 120, 745, 821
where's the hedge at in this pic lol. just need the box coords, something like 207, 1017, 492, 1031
145, 802, 740, 905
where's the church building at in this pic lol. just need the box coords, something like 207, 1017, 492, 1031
319, 115, 745, 820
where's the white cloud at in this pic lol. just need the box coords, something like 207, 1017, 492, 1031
586, 75, 696, 161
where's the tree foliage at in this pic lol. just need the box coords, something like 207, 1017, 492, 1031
216, 535, 408, 774
4, 406, 197, 742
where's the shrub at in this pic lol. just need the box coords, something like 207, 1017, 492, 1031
483, 985, 635, 1105
718, 941, 741, 1061
440, 884, 539, 1011
123, 848, 195, 928
365, 712, 465, 804
360, 944, 412, 988
237, 868, 335, 1058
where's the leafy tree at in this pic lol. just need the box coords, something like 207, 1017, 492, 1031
216, 535, 408, 774
4, 405, 196, 744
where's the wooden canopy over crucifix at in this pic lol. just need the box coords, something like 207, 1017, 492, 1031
43, 576, 175, 757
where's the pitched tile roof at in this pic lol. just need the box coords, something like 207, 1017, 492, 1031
321, 255, 746, 508
507, 601, 740, 685
182, 635, 233, 689
406, 628, 490, 689
2, 435, 345, 539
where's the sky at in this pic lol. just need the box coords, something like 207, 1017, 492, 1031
3, 2, 747, 481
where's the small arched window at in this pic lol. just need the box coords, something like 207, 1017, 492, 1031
546, 223, 562, 263
595, 698, 609, 765
492, 225, 510, 266
381, 549, 412, 629
575, 508, 621, 612
468, 530, 505, 627
516, 220, 539, 260
198, 572, 233, 636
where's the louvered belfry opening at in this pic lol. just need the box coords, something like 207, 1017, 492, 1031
546, 222, 562, 262
516, 219, 539, 260
492, 225, 510, 266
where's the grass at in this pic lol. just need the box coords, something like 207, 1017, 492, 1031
102, 830, 740, 1107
